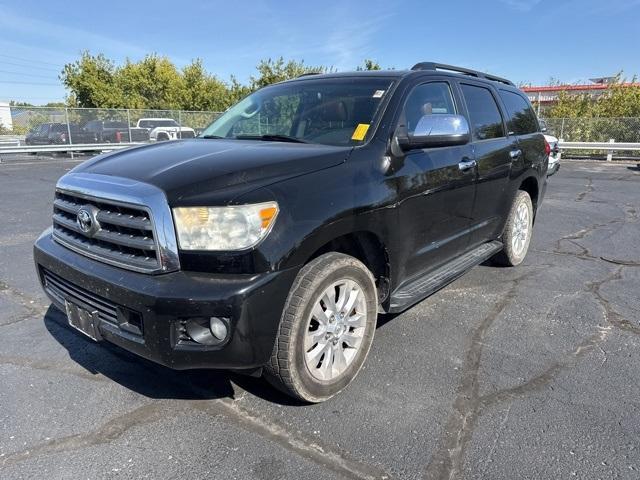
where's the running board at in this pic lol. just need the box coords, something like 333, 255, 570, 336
389, 240, 503, 313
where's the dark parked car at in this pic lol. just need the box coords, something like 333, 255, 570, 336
83, 120, 149, 143
25, 123, 97, 145
34, 62, 549, 402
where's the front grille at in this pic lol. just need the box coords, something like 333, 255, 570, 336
178, 130, 195, 139
42, 269, 144, 336
43, 269, 119, 326
52, 190, 160, 272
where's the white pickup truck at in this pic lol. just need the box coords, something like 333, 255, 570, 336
136, 118, 196, 141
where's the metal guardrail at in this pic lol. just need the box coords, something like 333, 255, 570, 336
558, 140, 640, 161
0, 142, 145, 155
559, 141, 640, 150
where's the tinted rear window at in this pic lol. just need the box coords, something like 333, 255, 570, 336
460, 84, 505, 141
499, 90, 539, 135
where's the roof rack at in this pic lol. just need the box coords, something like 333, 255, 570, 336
411, 62, 514, 86
297, 72, 322, 78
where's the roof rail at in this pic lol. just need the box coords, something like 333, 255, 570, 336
297, 72, 322, 78
410, 62, 514, 86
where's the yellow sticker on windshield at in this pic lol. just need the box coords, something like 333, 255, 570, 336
351, 123, 370, 141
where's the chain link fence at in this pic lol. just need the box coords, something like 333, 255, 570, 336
0, 106, 222, 145
542, 117, 640, 143
542, 117, 640, 158
1, 106, 639, 158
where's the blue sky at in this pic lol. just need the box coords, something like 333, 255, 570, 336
1, 0, 639, 104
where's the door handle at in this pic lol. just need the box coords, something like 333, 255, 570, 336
510, 149, 522, 160
458, 158, 477, 172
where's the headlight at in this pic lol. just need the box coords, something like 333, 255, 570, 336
172, 202, 279, 251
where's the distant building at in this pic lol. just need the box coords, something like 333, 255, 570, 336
0, 102, 12, 131
522, 77, 640, 115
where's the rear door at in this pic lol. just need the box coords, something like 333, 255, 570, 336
458, 82, 517, 246
394, 79, 476, 280
497, 89, 546, 178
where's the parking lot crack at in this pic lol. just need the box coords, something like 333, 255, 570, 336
424, 272, 533, 480
0, 355, 108, 383
0, 280, 48, 325
0, 403, 168, 468
575, 177, 593, 201
423, 262, 630, 480
191, 399, 393, 480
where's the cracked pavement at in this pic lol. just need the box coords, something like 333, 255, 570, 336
1, 157, 639, 479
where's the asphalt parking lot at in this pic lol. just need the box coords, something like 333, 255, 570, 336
1, 156, 639, 479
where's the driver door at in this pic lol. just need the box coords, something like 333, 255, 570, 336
395, 80, 476, 280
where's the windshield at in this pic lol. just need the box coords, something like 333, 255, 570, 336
139, 119, 179, 128
200, 78, 394, 146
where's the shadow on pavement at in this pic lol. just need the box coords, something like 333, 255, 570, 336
44, 305, 242, 401
42, 305, 342, 406
44, 303, 404, 407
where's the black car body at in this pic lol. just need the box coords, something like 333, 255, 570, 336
83, 120, 150, 143
34, 63, 548, 400
25, 123, 97, 145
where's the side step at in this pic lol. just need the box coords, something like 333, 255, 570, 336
389, 240, 503, 313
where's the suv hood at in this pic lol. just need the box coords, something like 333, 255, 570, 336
73, 139, 351, 205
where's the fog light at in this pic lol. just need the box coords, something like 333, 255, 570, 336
209, 317, 228, 340
182, 317, 229, 346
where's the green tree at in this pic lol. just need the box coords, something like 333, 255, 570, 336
249, 57, 326, 90
548, 73, 640, 118
61, 52, 122, 108
356, 59, 382, 71
9, 101, 34, 107
60, 52, 394, 111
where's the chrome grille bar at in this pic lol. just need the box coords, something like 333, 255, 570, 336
51, 173, 180, 274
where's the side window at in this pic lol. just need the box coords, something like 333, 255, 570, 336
499, 90, 539, 135
460, 84, 505, 141
402, 82, 456, 134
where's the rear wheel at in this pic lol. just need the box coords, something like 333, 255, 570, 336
493, 190, 533, 266
264, 252, 377, 403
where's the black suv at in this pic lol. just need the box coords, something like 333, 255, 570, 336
34, 63, 548, 402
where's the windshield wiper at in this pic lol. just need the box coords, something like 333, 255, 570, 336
235, 134, 308, 144
200, 134, 226, 139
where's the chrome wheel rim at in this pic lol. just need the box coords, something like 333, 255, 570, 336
304, 279, 367, 381
512, 201, 530, 256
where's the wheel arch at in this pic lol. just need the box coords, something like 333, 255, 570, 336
519, 175, 539, 212
305, 230, 391, 306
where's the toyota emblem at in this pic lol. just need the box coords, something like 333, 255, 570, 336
76, 206, 100, 236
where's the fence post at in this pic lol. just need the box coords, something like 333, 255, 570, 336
558, 139, 563, 161
65, 107, 74, 159
560, 118, 565, 140
606, 138, 615, 162
127, 109, 132, 142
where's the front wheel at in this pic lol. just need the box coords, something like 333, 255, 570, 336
264, 252, 378, 403
493, 190, 534, 266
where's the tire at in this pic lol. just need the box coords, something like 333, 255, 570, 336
264, 252, 378, 403
493, 190, 534, 267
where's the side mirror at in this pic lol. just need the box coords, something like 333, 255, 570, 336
395, 114, 470, 152
539, 119, 548, 133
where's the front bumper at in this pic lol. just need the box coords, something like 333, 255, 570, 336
34, 229, 299, 370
